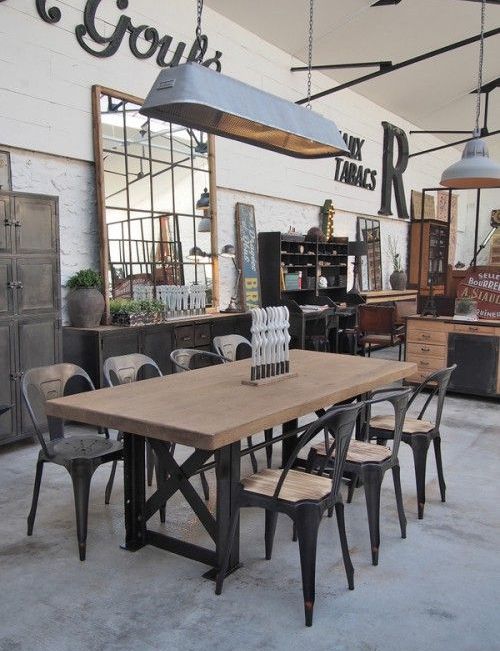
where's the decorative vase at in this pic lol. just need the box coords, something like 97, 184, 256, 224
389, 270, 407, 291
67, 288, 104, 327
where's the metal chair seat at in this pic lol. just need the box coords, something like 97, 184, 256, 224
370, 414, 434, 434
43, 436, 123, 463
242, 467, 333, 503
312, 438, 392, 464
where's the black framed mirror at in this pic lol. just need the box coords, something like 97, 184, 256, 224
92, 86, 217, 319
357, 216, 382, 291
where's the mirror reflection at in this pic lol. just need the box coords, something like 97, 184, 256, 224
357, 216, 382, 291
96, 89, 214, 305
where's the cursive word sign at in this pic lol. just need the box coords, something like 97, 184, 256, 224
12, 0, 223, 69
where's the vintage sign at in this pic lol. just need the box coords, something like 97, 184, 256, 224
0, 1, 222, 70
334, 132, 378, 191
378, 121, 410, 220
457, 266, 500, 320
235, 203, 261, 311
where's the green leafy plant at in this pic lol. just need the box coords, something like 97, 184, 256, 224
66, 268, 103, 290
386, 236, 403, 272
109, 298, 164, 315
455, 297, 475, 315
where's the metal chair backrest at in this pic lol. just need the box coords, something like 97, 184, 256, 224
103, 353, 161, 387
213, 335, 251, 362
22, 363, 95, 456
367, 387, 413, 463
274, 402, 363, 501
358, 304, 397, 336
407, 364, 457, 431
170, 349, 227, 373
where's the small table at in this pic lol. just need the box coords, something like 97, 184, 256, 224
46, 350, 416, 577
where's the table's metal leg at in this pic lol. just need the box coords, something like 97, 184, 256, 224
123, 432, 146, 551
203, 441, 241, 579
282, 419, 299, 467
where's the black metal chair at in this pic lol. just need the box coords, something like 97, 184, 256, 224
369, 365, 456, 519
215, 402, 363, 627
103, 353, 165, 515
306, 387, 412, 565
170, 348, 229, 500
22, 363, 123, 561
212, 335, 262, 473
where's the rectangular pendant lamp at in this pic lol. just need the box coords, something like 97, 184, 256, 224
140, 63, 349, 159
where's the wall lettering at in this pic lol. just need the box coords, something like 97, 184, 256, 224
334, 132, 378, 191
0, 1, 222, 70
378, 121, 409, 220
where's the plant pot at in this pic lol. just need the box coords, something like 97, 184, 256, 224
67, 288, 104, 328
389, 270, 407, 291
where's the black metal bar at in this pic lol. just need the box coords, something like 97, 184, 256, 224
418, 190, 426, 294
146, 531, 218, 567
409, 129, 500, 158
206, 441, 241, 579
409, 130, 472, 135
282, 419, 299, 468
444, 188, 452, 294
296, 27, 500, 104
123, 432, 146, 551
290, 61, 391, 72
473, 189, 481, 270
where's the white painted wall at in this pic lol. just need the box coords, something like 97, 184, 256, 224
1, 0, 497, 315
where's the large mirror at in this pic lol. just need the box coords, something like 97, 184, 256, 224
357, 216, 382, 291
92, 86, 217, 318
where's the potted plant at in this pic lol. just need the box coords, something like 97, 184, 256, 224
109, 298, 165, 327
66, 268, 105, 328
387, 236, 407, 290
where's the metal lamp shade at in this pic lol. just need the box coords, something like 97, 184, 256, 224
441, 138, 500, 189
197, 217, 211, 232
140, 63, 350, 159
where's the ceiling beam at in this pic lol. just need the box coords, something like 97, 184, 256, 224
409, 129, 500, 158
296, 27, 500, 104
291, 61, 391, 72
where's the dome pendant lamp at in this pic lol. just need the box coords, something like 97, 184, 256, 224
140, 1, 349, 159
441, 0, 500, 189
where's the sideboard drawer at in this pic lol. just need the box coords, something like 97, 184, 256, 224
453, 323, 496, 336
174, 325, 195, 348
405, 352, 445, 375
194, 323, 212, 346
407, 342, 447, 360
407, 328, 448, 345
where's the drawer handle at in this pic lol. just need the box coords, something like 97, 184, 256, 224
468, 326, 478, 332
420, 361, 430, 366
421, 346, 430, 352
420, 334, 431, 339
181, 336, 191, 342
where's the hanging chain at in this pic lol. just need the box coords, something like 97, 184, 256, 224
306, 0, 314, 109
474, 0, 486, 136
196, 0, 204, 55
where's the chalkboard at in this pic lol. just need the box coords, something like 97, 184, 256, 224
235, 203, 261, 310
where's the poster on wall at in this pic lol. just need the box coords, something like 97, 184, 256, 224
410, 190, 435, 221
0, 151, 12, 191
456, 266, 500, 320
235, 203, 261, 310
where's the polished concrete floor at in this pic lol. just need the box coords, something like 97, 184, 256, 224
0, 353, 499, 651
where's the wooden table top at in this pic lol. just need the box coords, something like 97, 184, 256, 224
45, 350, 416, 451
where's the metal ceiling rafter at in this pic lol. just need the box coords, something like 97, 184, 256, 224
295, 27, 500, 104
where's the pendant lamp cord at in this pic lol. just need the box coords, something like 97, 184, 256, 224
474, 0, 486, 137
306, 0, 314, 109
196, 0, 204, 60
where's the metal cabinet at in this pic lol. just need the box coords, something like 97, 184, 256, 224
0, 191, 61, 445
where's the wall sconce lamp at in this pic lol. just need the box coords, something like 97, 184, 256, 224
196, 188, 211, 233
187, 246, 212, 262
220, 244, 241, 313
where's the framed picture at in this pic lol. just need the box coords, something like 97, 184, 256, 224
411, 190, 435, 221
357, 216, 383, 291
0, 151, 12, 191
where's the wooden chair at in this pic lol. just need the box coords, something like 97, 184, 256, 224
22, 364, 122, 560
213, 335, 268, 472
395, 298, 418, 327
369, 365, 456, 519
357, 304, 405, 359
215, 402, 363, 627
306, 387, 412, 565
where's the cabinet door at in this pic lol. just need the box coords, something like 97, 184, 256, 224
448, 333, 498, 395
0, 258, 14, 317
15, 257, 59, 315
0, 321, 16, 441
141, 325, 173, 375
0, 195, 12, 253
18, 317, 61, 435
13, 195, 58, 255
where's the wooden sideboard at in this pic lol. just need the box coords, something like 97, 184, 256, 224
405, 316, 499, 397
63, 312, 251, 388
361, 289, 418, 304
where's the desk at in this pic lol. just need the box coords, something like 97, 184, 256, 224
46, 350, 416, 577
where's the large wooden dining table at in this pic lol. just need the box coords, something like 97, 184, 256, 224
45, 349, 416, 578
